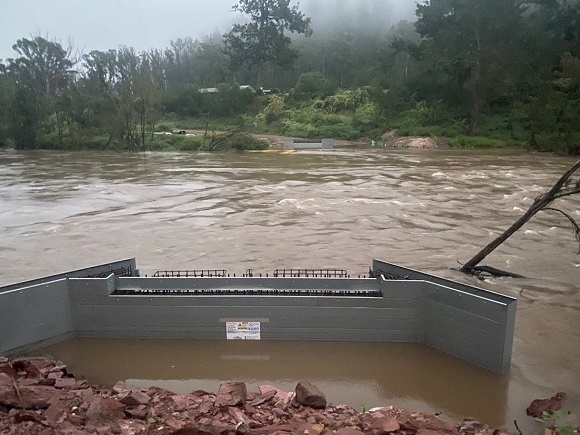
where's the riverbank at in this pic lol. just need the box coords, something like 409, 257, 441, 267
0, 357, 518, 435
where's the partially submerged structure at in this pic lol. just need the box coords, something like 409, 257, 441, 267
0, 258, 516, 374
283, 138, 334, 150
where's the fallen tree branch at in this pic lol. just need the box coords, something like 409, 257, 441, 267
461, 159, 580, 276
543, 207, 580, 253
470, 265, 526, 278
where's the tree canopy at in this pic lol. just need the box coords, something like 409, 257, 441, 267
223, 0, 312, 87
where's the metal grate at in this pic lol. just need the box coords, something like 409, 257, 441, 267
272, 268, 348, 278
153, 270, 227, 278
113, 288, 382, 297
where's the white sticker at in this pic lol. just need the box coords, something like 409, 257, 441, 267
226, 321, 261, 340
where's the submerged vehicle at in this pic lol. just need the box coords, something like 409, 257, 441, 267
0, 258, 516, 374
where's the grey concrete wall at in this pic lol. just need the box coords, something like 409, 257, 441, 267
0, 279, 74, 355
70, 276, 422, 343
0, 258, 137, 294
374, 260, 516, 374
0, 258, 516, 374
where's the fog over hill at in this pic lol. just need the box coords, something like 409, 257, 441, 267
303, 0, 417, 33
0, 0, 417, 60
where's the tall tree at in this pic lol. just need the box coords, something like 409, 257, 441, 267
5, 36, 76, 148
223, 0, 312, 87
415, 0, 523, 135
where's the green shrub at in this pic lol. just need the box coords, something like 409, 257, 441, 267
150, 134, 204, 151
450, 135, 525, 149
207, 132, 269, 151
295, 72, 336, 99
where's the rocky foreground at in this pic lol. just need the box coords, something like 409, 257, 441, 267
0, 356, 556, 435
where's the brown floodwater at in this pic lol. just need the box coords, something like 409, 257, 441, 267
0, 148, 578, 430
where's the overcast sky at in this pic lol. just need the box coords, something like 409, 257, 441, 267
0, 0, 417, 61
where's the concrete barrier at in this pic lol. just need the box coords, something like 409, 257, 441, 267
0, 258, 516, 374
283, 138, 334, 150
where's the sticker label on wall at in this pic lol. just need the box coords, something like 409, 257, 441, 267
226, 322, 261, 340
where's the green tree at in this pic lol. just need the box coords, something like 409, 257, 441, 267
5, 36, 76, 148
0, 66, 15, 147
223, 0, 312, 88
415, 0, 523, 135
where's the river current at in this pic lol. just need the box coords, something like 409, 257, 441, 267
0, 148, 578, 429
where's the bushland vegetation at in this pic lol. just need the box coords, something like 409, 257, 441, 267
1, 0, 579, 154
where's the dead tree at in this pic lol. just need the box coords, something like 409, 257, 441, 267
461, 159, 580, 277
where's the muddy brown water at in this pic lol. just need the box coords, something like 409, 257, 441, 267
0, 148, 578, 429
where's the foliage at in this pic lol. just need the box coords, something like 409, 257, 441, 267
313, 88, 373, 113
149, 134, 204, 152
164, 85, 255, 118
255, 94, 286, 124
208, 131, 269, 151
534, 410, 578, 435
294, 72, 336, 99
223, 0, 312, 87
450, 135, 524, 149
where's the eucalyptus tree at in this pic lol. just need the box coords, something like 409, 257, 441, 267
5, 36, 76, 148
223, 0, 312, 88
80, 47, 161, 151
0, 66, 14, 147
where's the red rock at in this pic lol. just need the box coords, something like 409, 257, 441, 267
398, 411, 459, 434
374, 416, 401, 433
165, 417, 187, 431
361, 410, 401, 434
418, 430, 452, 435
85, 397, 126, 422
125, 406, 148, 420
259, 385, 290, 402
119, 390, 151, 407
66, 413, 86, 426
171, 394, 197, 411
295, 381, 327, 409
54, 377, 88, 389
228, 406, 251, 424
48, 364, 67, 373
43, 397, 68, 422
335, 428, 365, 435
0, 373, 13, 386
0, 363, 17, 379
0, 385, 69, 409
214, 382, 247, 408
526, 393, 566, 417
46, 372, 63, 380
251, 423, 300, 434
199, 396, 214, 414
29, 360, 56, 374
0, 357, 8, 363
272, 407, 288, 419
112, 381, 135, 395
244, 403, 257, 415
10, 359, 42, 379
457, 419, 489, 434
249, 389, 277, 406
235, 421, 252, 434
172, 423, 220, 434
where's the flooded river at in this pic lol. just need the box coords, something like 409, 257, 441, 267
0, 148, 578, 429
